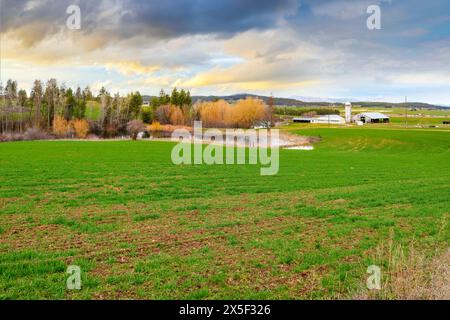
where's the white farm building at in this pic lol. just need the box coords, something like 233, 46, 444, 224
293, 115, 346, 125
312, 115, 346, 124
353, 112, 390, 124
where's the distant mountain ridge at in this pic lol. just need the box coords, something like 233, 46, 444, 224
142, 93, 449, 109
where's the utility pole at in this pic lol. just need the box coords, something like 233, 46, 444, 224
404, 96, 408, 128
268, 92, 275, 128
328, 104, 333, 127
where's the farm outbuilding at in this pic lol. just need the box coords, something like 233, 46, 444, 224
353, 112, 390, 124
312, 115, 345, 124
293, 117, 313, 123
293, 115, 345, 125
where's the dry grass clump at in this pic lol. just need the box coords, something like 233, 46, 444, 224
356, 230, 449, 300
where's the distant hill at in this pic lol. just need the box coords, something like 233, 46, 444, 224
142, 94, 449, 109
351, 101, 449, 110
290, 95, 352, 103
191, 94, 317, 106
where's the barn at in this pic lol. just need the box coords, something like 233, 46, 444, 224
293, 115, 345, 124
353, 112, 390, 124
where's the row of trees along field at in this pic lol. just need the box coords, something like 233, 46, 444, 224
0, 79, 91, 134
150, 91, 275, 128
0, 79, 147, 138
0, 79, 274, 139
275, 106, 340, 116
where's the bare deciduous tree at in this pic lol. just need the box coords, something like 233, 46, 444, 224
126, 119, 146, 140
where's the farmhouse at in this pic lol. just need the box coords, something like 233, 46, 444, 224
353, 112, 390, 124
293, 115, 346, 124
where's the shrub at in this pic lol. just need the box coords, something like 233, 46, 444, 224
148, 121, 162, 132
23, 127, 52, 141
0, 133, 24, 142
87, 120, 102, 136
141, 106, 153, 124
104, 123, 119, 138
0, 127, 53, 142
126, 120, 146, 140
154, 105, 172, 124
53, 116, 69, 137
148, 121, 192, 138
72, 119, 89, 139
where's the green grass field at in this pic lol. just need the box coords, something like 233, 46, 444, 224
389, 117, 450, 126
350, 107, 450, 117
0, 126, 449, 299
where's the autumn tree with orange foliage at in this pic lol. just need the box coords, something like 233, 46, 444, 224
231, 97, 267, 128
195, 97, 269, 128
170, 107, 184, 125
155, 104, 190, 125
148, 121, 162, 133
72, 119, 89, 138
53, 115, 69, 137
195, 99, 231, 127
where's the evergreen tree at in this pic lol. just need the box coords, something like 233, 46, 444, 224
170, 87, 179, 106
83, 86, 93, 101
186, 90, 192, 106
65, 88, 76, 120
151, 96, 160, 109
158, 89, 170, 105
178, 89, 187, 107
128, 91, 143, 120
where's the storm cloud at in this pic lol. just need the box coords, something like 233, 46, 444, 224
1, 0, 298, 46
1, 0, 450, 103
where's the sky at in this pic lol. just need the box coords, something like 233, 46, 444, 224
1, 0, 450, 104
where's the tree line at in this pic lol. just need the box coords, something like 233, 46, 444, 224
1, 79, 91, 134
0, 79, 196, 138
1, 79, 274, 140
275, 106, 340, 117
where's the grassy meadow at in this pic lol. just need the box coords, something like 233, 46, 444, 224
0, 125, 449, 299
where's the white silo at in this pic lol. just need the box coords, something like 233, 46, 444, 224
345, 102, 352, 123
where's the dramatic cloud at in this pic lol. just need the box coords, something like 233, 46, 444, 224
1, 0, 450, 103
1, 0, 297, 46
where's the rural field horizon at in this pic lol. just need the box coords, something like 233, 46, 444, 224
0, 0, 449, 309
